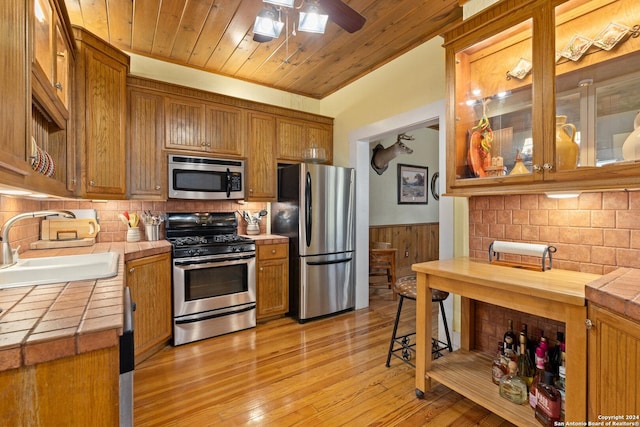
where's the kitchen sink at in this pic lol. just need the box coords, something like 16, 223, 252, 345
0, 252, 120, 288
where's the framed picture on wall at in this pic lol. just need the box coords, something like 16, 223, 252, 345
397, 163, 428, 204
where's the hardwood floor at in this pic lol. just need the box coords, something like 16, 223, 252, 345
133, 288, 516, 426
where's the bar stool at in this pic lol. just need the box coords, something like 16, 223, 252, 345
385, 276, 453, 368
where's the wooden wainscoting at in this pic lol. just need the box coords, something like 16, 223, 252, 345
369, 223, 439, 278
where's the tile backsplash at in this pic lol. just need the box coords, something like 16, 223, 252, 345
469, 191, 640, 353
469, 191, 640, 275
0, 196, 268, 252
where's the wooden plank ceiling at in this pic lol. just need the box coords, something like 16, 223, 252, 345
63, 0, 462, 99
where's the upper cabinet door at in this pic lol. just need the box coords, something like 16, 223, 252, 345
445, 0, 640, 196
276, 117, 333, 163
128, 88, 166, 200
75, 28, 129, 199
203, 103, 246, 157
164, 96, 205, 152
164, 95, 246, 157
0, 0, 30, 177
246, 112, 276, 201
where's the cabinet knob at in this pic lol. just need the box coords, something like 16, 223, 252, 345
533, 164, 543, 173
271, 249, 276, 254
89, 180, 96, 186
54, 82, 63, 90
259, 267, 263, 271
71, 177, 77, 184
129, 267, 135, 274
201, 142, 207, 147
585, 318, 594, 329
155, 185, 161, 190
543, 163, 554, 171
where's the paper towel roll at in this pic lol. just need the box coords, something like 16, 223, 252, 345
490, 241, 552, 258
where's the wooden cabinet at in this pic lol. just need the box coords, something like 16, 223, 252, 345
128, 87, 166, 199
164, 95, 246, 157
0, 346, 119, 426
256, 242, 289, 320
33, 0, 70, 110
444, 0, 640, 196
246, 112, 277, 201
126, 253, 172, 364
74, 27, 129, 199
0, 1, 30, 179
587, 303, 640, 419
276, 117, 333, 163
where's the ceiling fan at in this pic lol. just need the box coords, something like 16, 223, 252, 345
252, 0, 366, 43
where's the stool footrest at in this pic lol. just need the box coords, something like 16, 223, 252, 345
388, 332, 416, 368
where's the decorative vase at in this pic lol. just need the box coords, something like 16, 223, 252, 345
621, 112, 640, 161
509, 149, 529, 175
555, 115, 579, 171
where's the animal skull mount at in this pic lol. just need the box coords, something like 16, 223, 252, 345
370, 133, 415, 175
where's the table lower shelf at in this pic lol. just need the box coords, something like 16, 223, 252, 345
426, 350, 538, 427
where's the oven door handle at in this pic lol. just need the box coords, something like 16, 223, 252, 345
175, 303, 256, 324
174, 253, 256, 269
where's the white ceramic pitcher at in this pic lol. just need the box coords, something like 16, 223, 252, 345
622, 112, 640, 161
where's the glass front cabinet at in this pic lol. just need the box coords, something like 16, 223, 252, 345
444, 0, 640, 195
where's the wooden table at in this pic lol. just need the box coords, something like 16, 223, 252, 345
412, 257, 600, 426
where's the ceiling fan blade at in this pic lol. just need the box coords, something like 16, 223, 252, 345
253, 33, 274, 43
319, 0, 366, 33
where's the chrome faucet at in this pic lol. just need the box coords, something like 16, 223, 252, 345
1, 210, 75, 268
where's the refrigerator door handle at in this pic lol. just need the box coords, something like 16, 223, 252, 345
305, 171, 312, 247
306, 257, 353, 266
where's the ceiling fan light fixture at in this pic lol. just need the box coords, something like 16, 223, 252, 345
253, 8, 284, 39
298, 5, 329, 34
263, 0, 295, 8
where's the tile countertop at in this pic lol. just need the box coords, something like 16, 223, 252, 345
242, 234, 289, 244
0, 240, 171, 372
585, 267, 640, 322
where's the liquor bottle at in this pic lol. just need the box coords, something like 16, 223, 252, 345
517, 332, 535, 387
492, 341, 508, 385
503, 319, 517, 352
535, 372, 562, 426
499, 361, 528, 405
549, 331, 565, 377
554, 343, 566, 421
529, 347, 546, 409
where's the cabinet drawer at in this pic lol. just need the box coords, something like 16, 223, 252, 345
258, 243, 288, 261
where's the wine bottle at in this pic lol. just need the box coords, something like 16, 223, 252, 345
529, 347, 546, 409
503, 319, 516, 352
549, 331, 565, 377
517, 332, 535, 386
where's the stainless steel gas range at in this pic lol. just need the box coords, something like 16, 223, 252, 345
166, 212, 256, 346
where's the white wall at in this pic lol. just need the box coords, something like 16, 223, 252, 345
369, 127, 440, 226
127, 52, 322, 114
320, 37, 446, 167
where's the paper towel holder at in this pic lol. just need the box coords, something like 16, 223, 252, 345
488, 240, 557, 271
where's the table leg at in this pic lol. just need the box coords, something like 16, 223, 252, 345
415, 272, 432, 397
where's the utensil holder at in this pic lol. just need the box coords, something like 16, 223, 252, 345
145, 224, 161, 241
126, 228, 141, 243
246, 223, 260, 235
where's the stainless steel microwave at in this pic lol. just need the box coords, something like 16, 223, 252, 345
168, 155, 245, 200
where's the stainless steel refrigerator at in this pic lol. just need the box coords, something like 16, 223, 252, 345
271, 163, 355, 323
